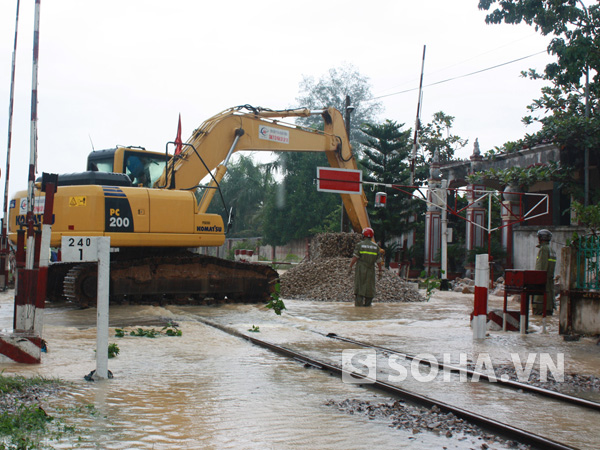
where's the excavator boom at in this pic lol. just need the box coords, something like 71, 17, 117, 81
157, 106, 370, 232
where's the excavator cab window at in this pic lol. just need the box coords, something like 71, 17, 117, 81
88, 157, 113, 173
123, 151, 166, 188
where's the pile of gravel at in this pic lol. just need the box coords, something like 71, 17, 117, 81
280, 233, 424, 303
308, 232, 362, 259
479, 364, 600, 394
327, 399, 529, 449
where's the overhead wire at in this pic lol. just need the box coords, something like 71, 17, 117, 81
370, 50, 548, 101
374, 33, 542, 97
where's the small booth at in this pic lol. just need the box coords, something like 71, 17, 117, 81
504, 269, 547, 334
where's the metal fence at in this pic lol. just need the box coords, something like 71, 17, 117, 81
576, 235, 600, 290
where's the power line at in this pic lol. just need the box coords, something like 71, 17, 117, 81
372, 50, 548, 101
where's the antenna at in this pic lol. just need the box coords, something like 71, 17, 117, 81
410, 45, 426, 186
88, 134, 95, 151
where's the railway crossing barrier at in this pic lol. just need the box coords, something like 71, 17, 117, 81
0, 175, 56, 364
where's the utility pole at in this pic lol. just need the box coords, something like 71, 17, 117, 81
577, 0, 591, 207
410, 45, 426, 186
584, 67, 590, 207
440, 179, 448, 289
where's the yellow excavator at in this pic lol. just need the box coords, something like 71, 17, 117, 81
9, 105, 370, 306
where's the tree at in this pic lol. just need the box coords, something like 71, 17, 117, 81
419, 111, 468, 163
261, 152, 340, 246
259, 64, 383, 246
359, 120, 418, 265
206, 154, 274, 238
478, 0, 600, 203
295, 63, 383, 143
479, 0, 599, 89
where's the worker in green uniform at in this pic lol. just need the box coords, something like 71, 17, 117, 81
348, 227, 383, 307
532, 229, 556, 315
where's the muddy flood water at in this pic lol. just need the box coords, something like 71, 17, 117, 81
0, 288, 598, 449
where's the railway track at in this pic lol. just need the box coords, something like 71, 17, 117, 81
320, 332, 600, 413
197, 317, 587, 450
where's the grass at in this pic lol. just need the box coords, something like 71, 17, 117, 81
0, 373, 73, 450
0, 375, 58, 396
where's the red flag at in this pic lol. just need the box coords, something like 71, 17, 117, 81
174, 114, 182, 155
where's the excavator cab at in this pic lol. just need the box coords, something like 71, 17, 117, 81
87, 147, 167, 188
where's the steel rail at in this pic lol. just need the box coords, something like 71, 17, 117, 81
322, 332, 600, 413
197, 317, 578, 450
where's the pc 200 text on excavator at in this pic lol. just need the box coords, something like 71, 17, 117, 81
9, 106, 371, 306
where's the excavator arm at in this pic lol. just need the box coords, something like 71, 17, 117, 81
155, 106, 370, 232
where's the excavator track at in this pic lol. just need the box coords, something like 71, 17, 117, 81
57, 253, 279, 307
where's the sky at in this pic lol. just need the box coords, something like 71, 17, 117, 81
0, 0, 558, 198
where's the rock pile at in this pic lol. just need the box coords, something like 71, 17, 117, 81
451, 277, 476, 294
480, 364, 600, 394
451, 276, 510, 298
280, 233, 424, 303
308, 232, 362, 259
326, 399, 529, 449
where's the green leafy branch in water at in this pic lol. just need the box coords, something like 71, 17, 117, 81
94, 343, 120, 358
162, 323, 183, 337
108, 343, 120, 358
248, 325, 260, 333
129, 328, 160, 338
265, 281, 286, 315
115, 322, 182, 339
420, 271, 441, 302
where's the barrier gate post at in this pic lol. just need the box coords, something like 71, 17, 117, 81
473, 254, 489, 339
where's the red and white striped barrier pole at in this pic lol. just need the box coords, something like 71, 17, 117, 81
0, 0, 21, 290
473, 254, 489, 339
15, 0, 41, 334
10, 176, 54, 363
0, 1, 48, 364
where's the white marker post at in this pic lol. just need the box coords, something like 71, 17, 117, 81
61, 236, 110, 380
473, 254, 489, 340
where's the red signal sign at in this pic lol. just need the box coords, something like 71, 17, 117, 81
316, 167, 362, 195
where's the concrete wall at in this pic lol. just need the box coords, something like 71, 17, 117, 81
199, 237, 309, 262
258, 239, 309, 262
562, 293, 600, 335
442, 143, 561, 189
512, 226, 586, 274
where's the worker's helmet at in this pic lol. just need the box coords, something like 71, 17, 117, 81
537, 229, 552, 241
362, 227, 374, 238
